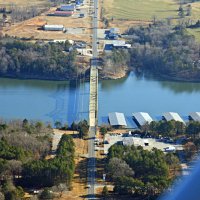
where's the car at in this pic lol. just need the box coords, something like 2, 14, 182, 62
86, 184, 91, 188
164, 146, 176, 152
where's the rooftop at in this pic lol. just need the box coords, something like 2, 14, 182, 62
132, 112, 153, 126
163, 112, 185, 124
189, 112, 200, 122
108, 112, 127, 126
44, 25, 64, 28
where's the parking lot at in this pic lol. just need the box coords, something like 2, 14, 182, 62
103, 133, 183, 154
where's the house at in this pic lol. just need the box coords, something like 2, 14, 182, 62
43, 25, 64, 31
108, 112, 127, 128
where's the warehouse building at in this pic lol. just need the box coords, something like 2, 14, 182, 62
189, 112, 200, 122
132, 112, 153, 127
162, 112, 185, 124
53, 11, 74, 17
108, 112, 127, 128
43, 25, 64, 31
60, 5, 76, 11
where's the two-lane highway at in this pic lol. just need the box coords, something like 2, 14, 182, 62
87, 0, 99, 199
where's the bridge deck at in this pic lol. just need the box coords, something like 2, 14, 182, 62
89, 66, 98, 127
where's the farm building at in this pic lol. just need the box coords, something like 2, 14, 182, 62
104, 40, 131, 53
122, 137, 149, 147
162, 112, 185, 124
108, 112, 127, 128
60, 5, 76, 11
53, 11, 74, 17
189, 112, 200, 122
132, 112, 153, 127
43, 25, 64, 31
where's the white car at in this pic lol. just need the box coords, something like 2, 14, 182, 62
164, 146, 176, 152
86, 184, 91, 188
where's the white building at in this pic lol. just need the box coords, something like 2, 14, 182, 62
108, 112, 127, 127
43, 25, 64, 31
132, 112, 153, 126
163, 112, 185, 124
189, 112, 200, 122
60, 5, 76, 11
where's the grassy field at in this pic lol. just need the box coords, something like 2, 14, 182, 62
104, 0, 200, 22
187, 28, 200, 43
0, 0, 49, 6
104, 0, 179, 21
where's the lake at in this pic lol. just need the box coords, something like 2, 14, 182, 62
0, 72, 200, 127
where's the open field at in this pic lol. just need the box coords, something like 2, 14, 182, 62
103, 0, 200, 21
187, 28, 200, 43
103, 0, 179, 21
0, 0, 49, 6
103, 0, 200, 40
2, 6, 92, 42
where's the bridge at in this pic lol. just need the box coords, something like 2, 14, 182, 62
87, 0, 98, 198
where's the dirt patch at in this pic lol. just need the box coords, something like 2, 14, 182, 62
3, 6, 92, 43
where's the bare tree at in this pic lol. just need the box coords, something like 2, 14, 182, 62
107, 157, 134, 179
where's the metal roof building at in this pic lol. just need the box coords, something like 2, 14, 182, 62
54, 11, 74, 16
108, 112, 127, 127
43, 25, 64, 31
60, 5, 76, 11
132, 112, 153, 126
189, 112, 200, 122
163, 112, 185, 124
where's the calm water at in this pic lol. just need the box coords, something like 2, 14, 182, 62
0, 72, 200, 127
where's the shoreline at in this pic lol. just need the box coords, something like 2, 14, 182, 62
1, 69, 200, 83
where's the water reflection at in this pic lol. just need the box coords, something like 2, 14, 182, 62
0, 72, 200, 125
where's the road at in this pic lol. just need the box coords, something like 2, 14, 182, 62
87, 0, 98, 199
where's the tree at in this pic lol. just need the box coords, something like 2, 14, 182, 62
102, 185, 108, 197
186, 121, 200, 139
178, 6, 185, 18
0, 192, 5, 200
107, 144, 179, 198
22, 118, 29, 127
61, 123, 68, 130
39, 188, 54, 200
71, 121, 78, 131
107, 158, 134, 180
78, 120, 89, 138
186, 4, 192, 16
100, 126, 107, 135
56, 183, 67, 197
165, 153, 180, 176
184, 142, 197, 161
54, 121, 62, 129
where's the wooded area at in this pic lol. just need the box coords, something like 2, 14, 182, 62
128, 23, 200, 81
0, 38, 79, 80
0, 120, 75, 199
106, 144, 180, 199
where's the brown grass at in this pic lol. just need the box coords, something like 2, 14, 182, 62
2, 6, 92, 42
0, 0, 49, 6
